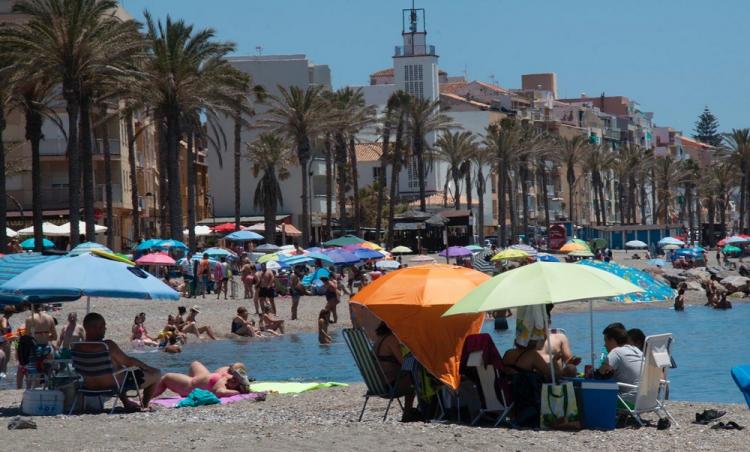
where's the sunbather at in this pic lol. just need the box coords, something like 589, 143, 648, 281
260, 304, 284, 334
231, 307, 258, 337
162, 335, 182, 354
151, 361, 251, 399
131, 313, 159, 347
182, 306, 217, 340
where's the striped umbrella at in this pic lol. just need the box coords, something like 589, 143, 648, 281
69, 242, 113, 256
510, 244, 538, 256
472, 249, 496, 275
0, 253, 80, 304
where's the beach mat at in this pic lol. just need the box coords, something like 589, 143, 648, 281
151, 392, 265, 409
249, 381, 348, 395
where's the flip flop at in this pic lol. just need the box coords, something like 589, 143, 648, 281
711, 421, 745, 430
694, 409, 727, 424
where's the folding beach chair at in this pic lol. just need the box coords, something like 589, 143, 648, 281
731, 365, 750, 410
342, 328, 404, 421
465, 350, 513, 426
617, 333, 678, 426
69, 342, 142, 414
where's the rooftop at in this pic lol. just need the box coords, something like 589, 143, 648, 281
354, 143, 383, 162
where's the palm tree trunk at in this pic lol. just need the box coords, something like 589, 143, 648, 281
618, 182, 625, 225
416, 136, 427, 212
686, 184, 694, 239
98, 105, 114, 250
375, 128, 389, 241
520, 163, 529, 236
465, 166, 473, 240
452, 172, 461, 210
335, 134, 347, 225
157, 120, 168, 238
187, 132, 197, 251
695, 187, 703, 233
567, 165, 575, 225
349, 136, 361, 234
650, 167, 657, 224
498, 165, 506, 246
540, 162, 550, 230
591, 173, 601, 225
298, 136, 311, 246
740, 175, 746, 233
167, 110, 183, 239
386, 116, 405, 249
443, 177, 450, 208
233, 109, 242, 230
79, 96, 96, 241
324, 134, 333, 241
263, 173, 278, 244
26, 106, 43, 251
707, 197, 715, 246
0, 103, 7, 253
65, 90, 81, 247
508, 173, 517, 241
476, 168, 485, 243
639, 177, 647, 225
126, 110, 140, 242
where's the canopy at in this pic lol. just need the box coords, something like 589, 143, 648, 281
443, 262, 644, 316
225, 230, 264, 242
322, 249, 360, 265
6, 228, 18, 238
17, 222, 65, 236
491, 248, 529, 262
282, 255, 315, 267
279, 224, 302, 237
0, 253, 80, 304
323, 235, 365, 247
157, 239, 188, 250
568, 250, 595, 257
438, 246, 472, 258
351, 264, 488, 389
20, 238, 54, 250
183, 225, 213, 237
0, 253, 180, 301
351, 248, 385, 261
465, 245, 484, 252
578, 260, 674, 303
136, 252, 177, 266
203, 247, 237, 258
658, 237, 685, 247
255, 243, 281, 253
390, 246, 413, 254
625, 240, 648, 249
69, 242, 112, 257
303, 252, 334, 265
726, 236, 749, 245
49, 222, 107, 237
213, 222, 239, 233
509, 244, 538, 256
559, 242, 590, 253
722, 245, 742, 254
536, 253, 560, 263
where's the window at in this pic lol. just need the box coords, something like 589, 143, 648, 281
407, 157, 419, 189
372, 167, 381, 179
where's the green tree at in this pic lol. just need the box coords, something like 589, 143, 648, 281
557, 135, 590, 225
483, 120, 520, 245
723, 128, 750, 232
435, 130, 476, 210
246, 133, 292, 243
694, 106, 722, 147
385, 91, 412, 249
472, 144, 494, 243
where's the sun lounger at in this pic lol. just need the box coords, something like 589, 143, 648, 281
342, 328, 404, 421
731, 365, 750, 410
617, 333, 678, 426
69, 342, 142, 414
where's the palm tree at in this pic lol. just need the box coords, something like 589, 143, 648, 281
584, 144, 614, 225
2, 0, 142, 245
264, 85, 327, 246
556, 135, 589, 225
385, 91, 412, 249
533, 136, 557, 230
246, 133, 292, 243
472, 144, 494, 243
406, 97, 454, 212
435, 130, 476, 210
0, 72, 10, 253
723, 128, 750, 232
653, 156, 686, 225
483, 120, 520, 245
375, 94, 399, 241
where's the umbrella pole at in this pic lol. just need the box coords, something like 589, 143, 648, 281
86, 296, 91, 314
545, 311, 556, 383
589, 300, 595, 367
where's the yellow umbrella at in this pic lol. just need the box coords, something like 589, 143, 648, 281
257, 252, 280, 264
559, 242, 590, 253
491, 248, 529, 261
359, 241, 384, 251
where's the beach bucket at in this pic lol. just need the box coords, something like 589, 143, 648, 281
580, 381, 619, 430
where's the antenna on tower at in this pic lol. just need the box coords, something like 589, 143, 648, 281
489, 74, 497, 86
409, 0, 418, 33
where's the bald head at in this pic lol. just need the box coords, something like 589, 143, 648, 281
83, 312, 106, 341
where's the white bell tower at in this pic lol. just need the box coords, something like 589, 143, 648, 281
393, 2, 439, 101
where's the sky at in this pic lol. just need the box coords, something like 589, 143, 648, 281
120, 0, 750, 134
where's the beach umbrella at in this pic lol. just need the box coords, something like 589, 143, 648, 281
726, 236, 749, 245
658, 237, 685, 247
69, 242, 112, 256
157, 239, 188, 250
537, 253, 560, 263
722, 245, 742, 255
465, 244, 485, 252
568, 250, 595, 258
509, 244, 538, 256
472, 249, 496, 275
224, 230, 264, 242
390, 245, 413, 254
0, 253, 81, 304
491, 248, 529, 262
203, 247, 237, 259
255, 243, 281, 253
647, 258, 667, 267
578, 260, 674, 304
282, 255, 314, 267
353, 241, 384, 251
256, 252, 281, 264
323, 235, 366, 247
439, 246, 473, 258
352, 248, 385, 260
322, 249, 360, 265
134, 238, 163, 251
351, 264, 488, 389
49, 222, 107, 237
590, 238, 608, 250
662, 244, 680, 250
17, 222, 66, 236
212, 222, 239, 233
1, 253, 179, 310
265, 260, 283, 271
625, 240, 648, 249
409, 255, 436, 266
183, 225, 213, 237
375, 260, 401, 270
20, 238, 54, 250
303, 252, 334, 265
136, 252, 176, 266
559, 241, 589, 253
6, 228, 18, 238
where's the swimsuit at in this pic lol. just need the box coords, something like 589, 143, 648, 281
207, 370, 230, 388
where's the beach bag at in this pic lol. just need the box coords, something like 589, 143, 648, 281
540, 382, 580, 430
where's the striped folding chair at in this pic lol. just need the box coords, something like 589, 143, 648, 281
343, 328, 404, 421
69, 342, 142, 414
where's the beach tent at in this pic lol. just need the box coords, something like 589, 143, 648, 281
351, 264, 488, 389
17, 222, 66, 236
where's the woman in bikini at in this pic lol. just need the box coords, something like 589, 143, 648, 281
321, 276, 339, 324
151, 361, 251, 398
131, 313, 159, 347
373, 322, 414, 412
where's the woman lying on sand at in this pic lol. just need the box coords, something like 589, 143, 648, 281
151, 361, 251, 399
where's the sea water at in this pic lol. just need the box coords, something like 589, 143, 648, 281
3, 304, 749, 404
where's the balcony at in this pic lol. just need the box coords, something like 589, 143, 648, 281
39, 138, 121, 156
7, 188, 70, 210
394, 45, 436, 57
604, 129, 623, 141
95, 184, 123, 205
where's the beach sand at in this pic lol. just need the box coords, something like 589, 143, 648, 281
1, 249, 748, 450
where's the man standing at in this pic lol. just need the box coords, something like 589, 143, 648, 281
181, 252, 194, 297
258, 263, 276, 314
81, 313, 161, 410
197, 253, 211, 298
57, 312, 85, 353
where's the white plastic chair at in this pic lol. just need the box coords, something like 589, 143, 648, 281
466, 350, 513, 426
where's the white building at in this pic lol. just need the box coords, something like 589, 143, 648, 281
206, 54, 332, 240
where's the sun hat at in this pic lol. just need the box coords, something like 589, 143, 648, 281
190, 305, 201, 313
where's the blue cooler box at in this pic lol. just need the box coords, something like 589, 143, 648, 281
580, 381, 619, 430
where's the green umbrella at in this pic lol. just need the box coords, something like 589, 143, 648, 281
722, 245, 741, 254
323, 235, 365, 247
465, 245, 484, 252
443, 262, 643, 316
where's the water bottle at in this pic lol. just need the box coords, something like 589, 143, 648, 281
599, 347, 608, 367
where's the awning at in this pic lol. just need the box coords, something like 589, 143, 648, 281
393, 222, 426, 231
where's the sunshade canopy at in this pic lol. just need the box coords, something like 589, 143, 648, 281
135, 238, 164, 251
625, 240, 648, 248
225, 230, 264, 242
255, 243, 281, 253
183, 225, 213, 237
322, 249, 360, 265
658, 237, 685, 246
491, 248, 529, 261
559, 242, 590, 253
50, 222, 107, 237
578, 260, 674, 303
568, 250, 595, 257
157, 239, 188, 250
17, 222, 65, 236
509, 244, 538, 256
390, 246, 413, 254
0, 253, 80, 304
136, 252, 177, 266
351, 264, 488, 389
323, 235, 366, 247
443, 262, 644, 316
20, 238, 54, 249
722, 245, 742, 254
439, 246, 473, 258
212, 222, 239, 233
536, 253, 560, 262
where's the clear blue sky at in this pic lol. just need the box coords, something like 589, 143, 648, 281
121, 0, 750, 134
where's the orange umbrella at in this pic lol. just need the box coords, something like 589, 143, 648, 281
559, 242, 589, 253
350, 264, 488, 389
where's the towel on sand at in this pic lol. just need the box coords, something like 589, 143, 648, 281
249, 381, 348, 394
151, 391, 266, 409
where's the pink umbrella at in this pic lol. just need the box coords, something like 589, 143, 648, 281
136, 252, 176, 266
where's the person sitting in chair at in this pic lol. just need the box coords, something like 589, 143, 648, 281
597, 324, 644, 405
373, 322, 416, 420
81, 313, 162, 411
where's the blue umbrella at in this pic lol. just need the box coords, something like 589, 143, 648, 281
282, 255, 314, 267
578, 260, 674, 303
224, 230, 264, 242
322, 249, 360, 265
203, 247, 237, 258
537, 253, 560, 262
726, 236, 749, 245
135, 238, 163, 251
0, 253, 80, 304
0, 253, 179, 302
20, 238, 54, 250
303, 252, 334, 265
69, 242, 112, 256
157, 239, 188, 250
352, 248, 385, 260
